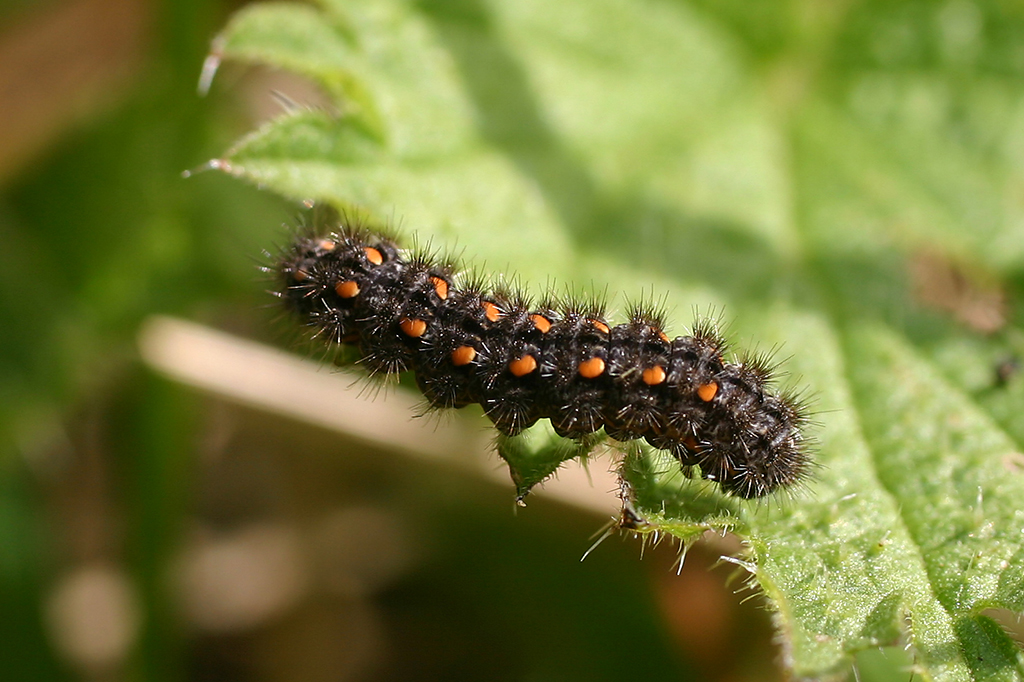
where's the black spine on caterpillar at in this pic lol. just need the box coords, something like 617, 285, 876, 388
276, 223, 811, 499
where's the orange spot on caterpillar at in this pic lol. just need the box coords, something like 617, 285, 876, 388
317, 239, 336, 252
697, 382, 718, 402
530, 314, 552, 333
591, 320, 610, 334
578, 357, 605, 379
364, 247, 383, 265
292, 269, 309, 282
642, 365, 666, 386
335, 280, 360, 298
431, 276, 449, 300
482, 301, 502, 322
400, 318, 427, 338
451, 345, 476, 366
658, 331, 670, 343
509, 354, 537, 377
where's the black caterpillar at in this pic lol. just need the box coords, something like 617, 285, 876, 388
275, 220, 811, 498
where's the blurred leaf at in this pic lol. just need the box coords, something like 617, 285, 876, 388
211, 0, 1024, 679
0, 2, 293, 679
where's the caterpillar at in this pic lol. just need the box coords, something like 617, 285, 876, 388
274, 218, 811, 499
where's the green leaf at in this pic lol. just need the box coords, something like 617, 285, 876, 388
495, 425, 605, 502
209, 0, 1024, 679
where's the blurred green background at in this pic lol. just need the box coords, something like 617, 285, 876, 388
0, 1, 792, 680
